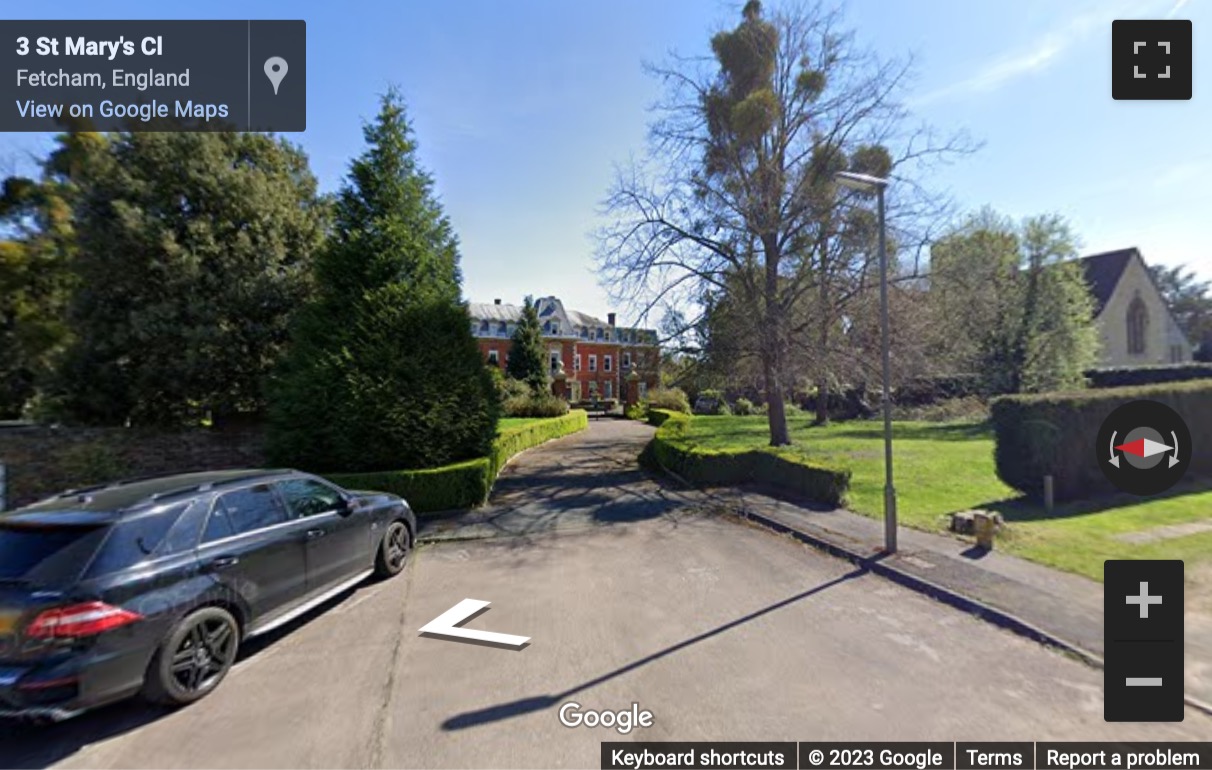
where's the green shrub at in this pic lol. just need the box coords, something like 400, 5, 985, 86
732, 397, 757, 416
268, 295, 500, 474
646, 413, 850, 506
329, 410, 588, 513
1085, 364, 1212, 389
625, 402, 648, 421
991, 380, 1212, 502
645, 387, 691, 414
503, 393, 569, 418
496, 375, 531, 403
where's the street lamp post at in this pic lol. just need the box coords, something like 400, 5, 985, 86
834, 171, 897, 553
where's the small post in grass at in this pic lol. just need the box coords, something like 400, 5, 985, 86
1043, 474, 1054, 515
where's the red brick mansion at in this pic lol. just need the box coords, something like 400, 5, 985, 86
469, 296, 660, 403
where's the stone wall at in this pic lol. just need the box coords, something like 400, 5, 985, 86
0, 425, 266, 509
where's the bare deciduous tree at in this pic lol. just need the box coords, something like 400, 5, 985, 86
597, 0, 970, 445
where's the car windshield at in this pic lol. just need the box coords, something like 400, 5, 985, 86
0, 524, 110, 587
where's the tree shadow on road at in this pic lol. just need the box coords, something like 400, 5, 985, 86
439, 566, 867, 731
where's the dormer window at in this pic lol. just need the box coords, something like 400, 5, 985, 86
478, 320, 489, 335
497, 321, 507, 336
596, 328, 604, 340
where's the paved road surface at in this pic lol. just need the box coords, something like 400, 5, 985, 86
2, 422, 1208, 768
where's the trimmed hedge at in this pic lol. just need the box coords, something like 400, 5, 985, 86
644, 412, 850, 507
328, 410, 588, 514
488, 410, 588, 480
1085, 364, 1212, 389
991, 381, 1212, 502
647, 408, 677, 427
327, 458, 491, 514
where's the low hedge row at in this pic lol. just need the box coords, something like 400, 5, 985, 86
644, 412, 850, 506
647, 408, 677, 427
990, 381, 1212, 502
328, 410, 588, 514
1085, 364, 1212, 389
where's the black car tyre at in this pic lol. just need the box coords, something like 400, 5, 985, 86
143, 606, 240, 706
375, 520, 411, 578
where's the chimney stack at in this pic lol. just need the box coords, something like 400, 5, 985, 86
607, 312, 616, 327
494, 298, 501, 305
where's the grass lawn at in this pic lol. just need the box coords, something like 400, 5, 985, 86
498, 417, 549, 432
682, 414, 1212, 582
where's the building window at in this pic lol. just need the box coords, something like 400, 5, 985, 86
638, 382, 648, 399
550, 351, 561, 372
604, 355, 612, 372
497, 321, 507, 336
487, 350, 499, 366
574, 354, 582, 371
596, 327, 604, 340
588, 381, 598, 396
478, 320, 489, 335
589, 355, 597, 372
622, 352, 631, 369
1127, 296, 1148, 355
604, 380, 613, 399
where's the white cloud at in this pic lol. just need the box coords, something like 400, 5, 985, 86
1151, 160, 1209, 190
1166, 0, 1191, 18
910, 0, 1164, 106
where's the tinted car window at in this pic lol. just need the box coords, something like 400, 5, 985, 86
0, 525, 109, 586
203, 485, 287, 542
158, 500, 208, 555
278, 478, 345, 518
85, 504, 186, 577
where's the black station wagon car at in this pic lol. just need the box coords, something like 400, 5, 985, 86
0, 469, 415, 721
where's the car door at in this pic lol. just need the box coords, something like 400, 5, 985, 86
277, 477, 373, 596
196, 483, 309, 625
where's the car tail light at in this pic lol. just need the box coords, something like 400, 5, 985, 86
26, 601, 143, 639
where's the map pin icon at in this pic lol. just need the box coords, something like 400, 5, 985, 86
264, 56, 288, 95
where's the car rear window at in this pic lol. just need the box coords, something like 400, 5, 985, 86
85, 503, 189, 577
0, 525, 109, 586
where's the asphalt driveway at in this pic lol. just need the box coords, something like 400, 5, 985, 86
2, 421, 1209, 768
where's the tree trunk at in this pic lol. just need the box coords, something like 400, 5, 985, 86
814, 275, 831, 425
762, 234, 790, 446
764, 353, 790, 446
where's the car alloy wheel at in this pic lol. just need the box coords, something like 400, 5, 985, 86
376, 521, 411, 577
145, 606, 241, 705
170, 614, 238, 694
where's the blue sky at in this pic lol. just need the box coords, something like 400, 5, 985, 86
3, 0, 1208, 324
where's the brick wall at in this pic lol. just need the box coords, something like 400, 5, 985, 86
0, 425, 266, 510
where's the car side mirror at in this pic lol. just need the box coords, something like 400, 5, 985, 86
336, 497, 357, 516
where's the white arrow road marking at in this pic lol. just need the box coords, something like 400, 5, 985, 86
1169, 430, 1181, 468
419, 598, 531, 650
1109, 431, 1120, 467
